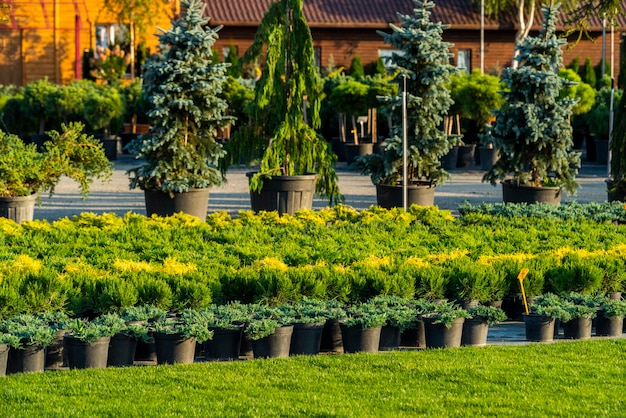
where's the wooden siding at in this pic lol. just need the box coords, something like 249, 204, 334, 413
0, 0, 177, 86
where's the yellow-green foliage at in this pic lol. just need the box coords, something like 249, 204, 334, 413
0, 205, 625, 318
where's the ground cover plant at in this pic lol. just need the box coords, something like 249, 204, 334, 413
1, 204, 626, 317
0, 339, 624, 416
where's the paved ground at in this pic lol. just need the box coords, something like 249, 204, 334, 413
35, 153, 612, 221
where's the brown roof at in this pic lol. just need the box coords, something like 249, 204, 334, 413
203, 0, 626, 31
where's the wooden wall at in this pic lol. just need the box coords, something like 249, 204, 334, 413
0, 0, 177, 86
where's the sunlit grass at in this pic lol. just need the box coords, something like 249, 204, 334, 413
1, 339, 624, 417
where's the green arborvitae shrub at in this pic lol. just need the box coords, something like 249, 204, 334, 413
357, 0, 457, 186
126, 0, 234, 195
349, 55, 365, 79
483, 3, 581, 195
583, 57, 597, 89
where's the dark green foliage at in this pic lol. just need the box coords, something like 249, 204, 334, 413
583, 57, 597, 89
348, 55, 365, 79
21, 78, 59, 134
225, 44, 242, 78
586, 87, 623, 139
466, 305, 507, 325
567, 56, 580, 74
83, 84, 124, 135
126, 0, 233, 194
483, 4, 580, 195
224, 0, 340, 204
358, 0, 457, 186
558, 68, 596, 115
0, 123, 112, 199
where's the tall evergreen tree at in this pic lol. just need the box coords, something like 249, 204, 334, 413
483, 3, 580, 195
358, 0, 457, 185
224, 0, 340, 204
126, 0, 233, 194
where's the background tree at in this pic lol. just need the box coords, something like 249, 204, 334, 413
103, 0, 170, 80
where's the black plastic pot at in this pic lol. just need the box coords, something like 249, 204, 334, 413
378, 325, 401, 351
320, 318, 344, 353
250, 325, 294, 359
422, 316, 465, 348
153, 332, 197, 365
595, 313, 623, 337
563, 317, 592, 340
523, 313, 555, 342
6, 343, 45, 374
375, 182, 436, 208
247, 173, 317, 216
502, 181, 562, 205
65, 335, 111, 369
203, 327, 243, 361
0, 343, 9, 376
339, 323, 382, 353
107, 333, 137, 367
461, 317, 489, 347
144, 188, 210, 220
290, 322, 325, 355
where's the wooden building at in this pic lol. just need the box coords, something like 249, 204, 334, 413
204, 0, 625, 80
0, 0, 624, 86
0, 0, 178, 86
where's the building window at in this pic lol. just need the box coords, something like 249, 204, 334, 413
314, 46, 321, 68
457, 49, 471, 73
95, 24, 127, 53
378, 49, 403, 68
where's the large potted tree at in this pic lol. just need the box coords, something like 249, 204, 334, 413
126, 0, 234, 219
223, 0, 341, 215
356, 0, 458, 208
483, 3, 581, 205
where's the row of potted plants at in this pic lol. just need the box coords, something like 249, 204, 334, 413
4, 292, 624, 375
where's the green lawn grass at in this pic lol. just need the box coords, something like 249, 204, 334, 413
1, 339, 624, 417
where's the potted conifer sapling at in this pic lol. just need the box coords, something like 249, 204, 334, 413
223, 0, 341, 215
126, 0, 234, 219
483, 3, 581, 205
356, 0, 458, 208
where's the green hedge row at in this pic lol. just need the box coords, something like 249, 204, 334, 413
0, 205, 625, 319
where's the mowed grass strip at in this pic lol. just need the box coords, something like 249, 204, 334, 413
1, 339, 624, 417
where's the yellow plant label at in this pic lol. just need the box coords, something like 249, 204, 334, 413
517, 268, 529, 281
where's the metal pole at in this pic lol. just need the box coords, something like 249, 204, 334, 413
480, 0, 484, 73
601, 18, 606, 79
608, 20, 615, 178
402, 74, 408, 212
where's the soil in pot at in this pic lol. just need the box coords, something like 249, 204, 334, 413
290, 322, 325, 356
339, 324, 382, 354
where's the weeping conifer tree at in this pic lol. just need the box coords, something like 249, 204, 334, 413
126, 0, 233, 194
356, 0, 458, 186
223, 0, 340, 204
483, 2, 581, 195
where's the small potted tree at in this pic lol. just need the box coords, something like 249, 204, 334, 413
483, 3, 581, 205
0, 314, 56, 374
223, 0, 341, 214
356, 0, 458, 208
126, 0, 234, 219
0, 122, 113, 223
